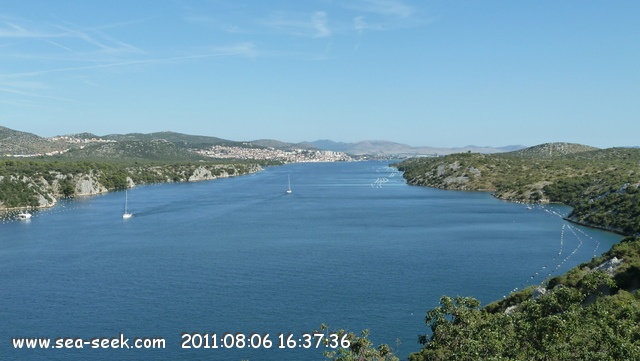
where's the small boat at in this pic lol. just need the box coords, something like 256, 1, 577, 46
122, 189, 133, 219
17, 211, 32, 220
286, 174, 292, 194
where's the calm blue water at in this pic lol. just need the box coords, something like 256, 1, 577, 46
0, 161, 622, 360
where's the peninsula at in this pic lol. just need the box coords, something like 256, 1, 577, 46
0, 126, 354, 211
324, 143, 640, 360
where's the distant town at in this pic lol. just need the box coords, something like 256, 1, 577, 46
194, 145, 354, 163
3, 134, 355, 163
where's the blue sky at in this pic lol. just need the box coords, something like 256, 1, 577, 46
1, 1, 638, 148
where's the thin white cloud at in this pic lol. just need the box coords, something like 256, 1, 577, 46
49, 22, 143, 56
0, 20, 64, 38
311, 12, 331, 38
0, 42, 257, 105
343, 0, 425, 35
263, 11, 332, 38
352, 15, 385, 33
0, 15, 261, 90
0, 79, 48, 90
208, 42, 258, 58
44, 40, 75, 53
0, 85, 73, 102
346, 0, 414, 18
353, 16, 366, 33
0, 43, 259, 79
1, 16, 144, 58
182, 14, 245, 34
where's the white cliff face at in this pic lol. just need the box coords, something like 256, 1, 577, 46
37, 193, 55, 208
188, 166, 215, 182
531, 287, 547, 300
1, 163, 264, 210
594, 257, 623, 276
186, 165, 259, 182
75, 177, 108, 196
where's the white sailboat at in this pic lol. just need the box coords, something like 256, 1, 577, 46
286, 174, 292, 194
17, 210, 32, 220
122, 189, 133, 219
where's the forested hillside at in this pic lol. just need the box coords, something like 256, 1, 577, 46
0, 159, 264, 210
396, 144, 640, 235
327, 144, 640, 360
0, 126, 72, 155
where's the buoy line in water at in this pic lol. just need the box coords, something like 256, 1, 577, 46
506, 205, 601, 297
0, 203, 91, 225
571, 225, 601, 258
369, 166, 399, 188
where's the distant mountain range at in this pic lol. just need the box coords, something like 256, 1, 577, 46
0, 125, 564, 160
308, 139, 526, 156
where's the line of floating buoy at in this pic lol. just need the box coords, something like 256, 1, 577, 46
571, 225, 600, 258
544, 224, 583, 281
538, 203, 601, 259
0, 204, 90, 225
542, 207, 563, 218
509, 221, 587, 295
505, 203, 603, 298
557, 224, 566, 258
370, 166, 401, 188
370, 177, 389, 188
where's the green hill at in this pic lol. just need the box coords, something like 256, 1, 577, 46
101, 131, 245, 149
405, 233, 640, 360
396, 145, 640, 235
0, 126, 70, 155
328, 144, 640, 361
0, 126, 261, 161
59, 139, 209, 162
507, 142, 599, 158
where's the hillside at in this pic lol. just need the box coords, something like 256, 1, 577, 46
328, 143, 640, 361
0, 126, 330, 160
0, 158, 263, 210
396, 143, 640, 235
0, 126, 72, 155
0, 127, 276, 210
310, 139, 526, 156
248, 139, 316, 150
508, 142, 599, 158
1, 125, 525, 159
404, 234, 640, 361
59, 139, 210, 162
0, 126, 247, 158
101, 131, 244, 148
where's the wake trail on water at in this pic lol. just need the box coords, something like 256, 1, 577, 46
132, 191, 285, 220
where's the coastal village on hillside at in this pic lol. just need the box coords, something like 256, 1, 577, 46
3, 133, 353, 163
194, 145, 353, 163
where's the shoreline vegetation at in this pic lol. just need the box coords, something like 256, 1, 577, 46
0, 126, 356, 212
395, 144, 640, 237
0, 158, 268, 212
327, 143, 639, 361
4, 142, 640, 359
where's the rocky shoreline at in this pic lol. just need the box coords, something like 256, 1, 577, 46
562, 216, 627, 237
0, 163, 263, 212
